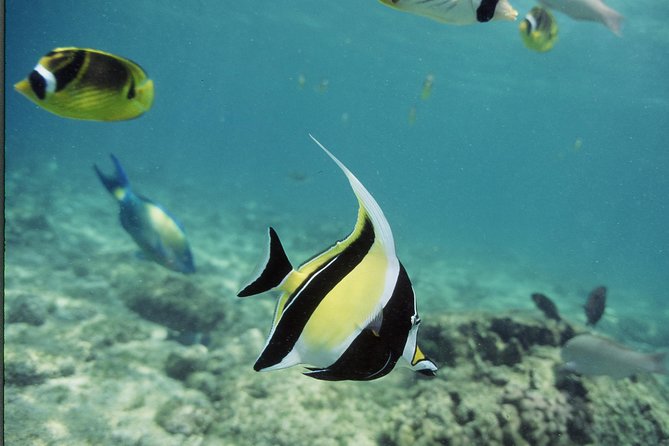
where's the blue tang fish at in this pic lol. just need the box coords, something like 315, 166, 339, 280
238, 135, 437, 381
94, 154, 195, 274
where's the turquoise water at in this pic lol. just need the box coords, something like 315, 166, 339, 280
7, 1, 668, 301
5, 1, 669, 444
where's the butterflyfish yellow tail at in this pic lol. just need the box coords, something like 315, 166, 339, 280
308, 134, 396, 259
238, 227, 294, 297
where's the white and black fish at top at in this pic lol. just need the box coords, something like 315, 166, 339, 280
237, 135, 438, 381
378, 0, 518, 25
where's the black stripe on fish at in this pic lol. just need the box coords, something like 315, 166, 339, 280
54, 49, 86, 91
522, 18, 533, 35
84, 51, 130, 90
303, 263, 417, 381
29, 70, 47, 100
476, 0, 500, 22
254, 217, 376, 371
304, 330, 395, 381
127, 78, 136, 99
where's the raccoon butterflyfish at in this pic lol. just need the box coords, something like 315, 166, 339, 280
519, 7, 559, 52
15, 48, 154, 121
94, 155, 195, 274
378, 0, 518, 25
237, 135, 438, 381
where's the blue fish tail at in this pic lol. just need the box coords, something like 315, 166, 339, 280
238, 227, 292, 297
94, 154, 131, 197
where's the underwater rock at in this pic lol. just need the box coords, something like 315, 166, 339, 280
4, 356, 48, 386
119, 275, 226, 333
6, 293, 52, 325
382, 311, 668, 446
155, 391, 215, 436
421, 312, 576, 371
4, 209, 56, 247
165, 347, 208, 381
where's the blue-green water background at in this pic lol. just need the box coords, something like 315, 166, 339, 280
5, 1, 668, 312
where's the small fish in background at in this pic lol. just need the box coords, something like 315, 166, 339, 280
562, 334, 667, 379
519, 6, 559, 52
15, 47, 154, 121
237, 135, 438, 381
317, 78, 330, 93
420, 74, 435, 101
287, 171, 309, 183
538, 0, 623, 36
297, 73, 307, 89
531, 293, 561, 321
585, 286, 606, 326
408, 104, 418, 125
378, 0, 518, 25
94, 154, 195, 274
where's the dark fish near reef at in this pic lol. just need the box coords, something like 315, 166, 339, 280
94, 154, 195, 274
15, 47, 154, 121
519, 6, 559, 52
562, 334, 667, 379
531, 293, 561, 321
584, 286, 606, 326
237, 135, 438, 381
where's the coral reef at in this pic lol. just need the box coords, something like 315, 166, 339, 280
380, 312, 669, 446
4, 165, 668, 445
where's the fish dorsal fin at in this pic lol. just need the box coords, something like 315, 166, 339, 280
238, 227, 294, 297
308, 134, 396, 259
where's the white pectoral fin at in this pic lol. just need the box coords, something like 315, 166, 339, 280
365, 309, 384, 337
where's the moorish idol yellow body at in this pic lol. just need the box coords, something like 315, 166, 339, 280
94, 155, 195, 274
238, 135, 437, 381
15, 48, 154, 121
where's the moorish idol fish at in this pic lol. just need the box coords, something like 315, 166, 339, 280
94, 154, 195, 274
15, 47, 154, 121
237, 135, 438, 381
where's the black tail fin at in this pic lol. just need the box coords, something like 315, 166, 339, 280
238, 227, 293, 297
94, 154, 130, 197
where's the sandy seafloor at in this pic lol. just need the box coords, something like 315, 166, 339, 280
4, 152, 669, 446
